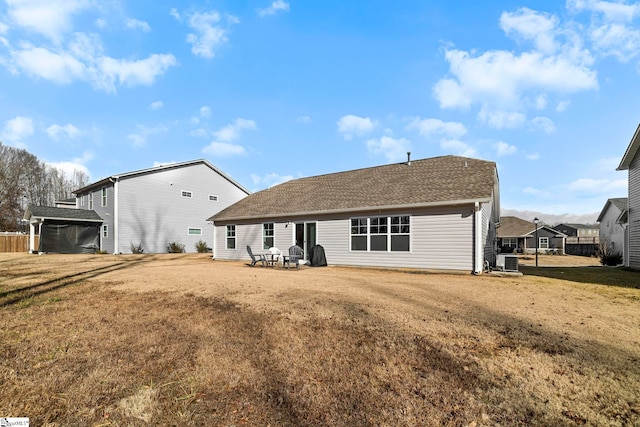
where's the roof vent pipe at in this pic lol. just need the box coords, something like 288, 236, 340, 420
464, 160, 468, 168
407, 152, 411, 166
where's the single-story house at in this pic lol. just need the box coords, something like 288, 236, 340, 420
74, 159, 250, 254
597, 198, 627, 263
616, 123, 640, 269
24, 205, 102, 254
497, 216, 566, 254
209, 155, 500, 274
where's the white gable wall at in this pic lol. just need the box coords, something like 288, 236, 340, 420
116, 163, 248, 254
598, 204, 625, 257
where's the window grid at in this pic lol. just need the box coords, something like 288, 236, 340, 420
181, 190, 193, 198
226, 225, 236, 249
539, 237, 549, 249
88, 193, 93, 209
102, 225, 108, 238
263, 223, 274, 250
101, 188, 107, 207
350, 216, 410, 252
209, 195, 218, 202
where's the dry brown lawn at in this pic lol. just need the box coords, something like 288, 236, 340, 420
0, 253, 638, 426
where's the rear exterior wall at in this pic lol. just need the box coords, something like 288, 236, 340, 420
214, 205, 479, 271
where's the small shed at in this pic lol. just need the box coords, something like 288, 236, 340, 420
24, 206, 103, 254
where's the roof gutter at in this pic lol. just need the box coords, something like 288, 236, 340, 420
28, 216, 103, 223
212, 197, 491, 223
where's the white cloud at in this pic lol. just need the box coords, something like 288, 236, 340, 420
201, 118, 256, 157
433, 49, 598, 110
200, 106, 212, 118
2, 29, 177, 92
1, 116, 33, 146
149, 100, 163, 110
500, 7, 559, 54
9, 43, 85, 83
189, 128, 208, 138
46, 123, 80, 139
175, 10, 238, 59
47, 153, 92, 179
440, 139, 478, 157
202, 141, 246, 157
494, 141, 517, 156
5, 0, 93, 42
478, 108, 527, 129
406, 117, 467, 139
568, 0, 640, 23
523, 186, 553, 198
567, 177, 627, 193
365, 136, 411, 162
337, 115, 378, 140
534, 94, 548, 110
97, 54, 177, 90
297, 115, 311, 124
531, 116, 556, 134
258, 1, 290, 17
527, 152, 540, 160
0, 22, 8, 34
127, 124, 168, 147
250, 172, 295, 188
213, 118, 257, 142
556, 100, 571, 112
126, 18, 151, 32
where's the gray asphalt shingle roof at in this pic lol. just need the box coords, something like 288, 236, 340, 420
25, 205, 102, 222
211, 155, 497, 222
497, 216, 536, 237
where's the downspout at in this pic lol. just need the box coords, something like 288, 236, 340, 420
474, 202, 482, 274
211, 222, 216, 260
110, 177, 119, 254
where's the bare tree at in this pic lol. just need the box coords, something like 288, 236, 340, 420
0, 141, 90, 231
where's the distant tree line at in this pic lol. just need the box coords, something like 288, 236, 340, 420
0, 141, 89, 231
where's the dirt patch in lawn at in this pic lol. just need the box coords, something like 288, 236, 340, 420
1, 253, 638, 426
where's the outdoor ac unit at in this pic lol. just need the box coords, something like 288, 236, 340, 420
496, 254, 519, 272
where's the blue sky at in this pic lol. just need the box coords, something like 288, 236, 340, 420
1, 0, 639, 222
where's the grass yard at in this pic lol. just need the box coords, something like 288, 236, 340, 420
1, 253, 639, 426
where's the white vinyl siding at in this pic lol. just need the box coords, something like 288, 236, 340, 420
115, 163, 248, 254
214, 205, 476, 270
629, 155, 640, 269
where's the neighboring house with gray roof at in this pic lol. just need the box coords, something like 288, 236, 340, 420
209, 155, 500, 274
597, 198, 628, 263
617, 123, 640, 269
497, 216, 566, 254
24, 205, 103, 253
74, 159, 250, 254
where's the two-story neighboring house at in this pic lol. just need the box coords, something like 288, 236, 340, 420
74, 159, 249, 254
597, 198, 628, 262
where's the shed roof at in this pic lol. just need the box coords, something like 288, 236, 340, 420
24, 205, 102, 222
211, 155, 498, 222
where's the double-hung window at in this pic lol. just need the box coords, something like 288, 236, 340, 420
503, 238, 517, 248
226, 225, 236, 249
88, 193, 93, 209
263, 223, 274, 249
539, 237, 549, 249
101, 188, 107, 207
390, 216, 410, 252
350, 218, 367, 251
370, 217, 388, 251
102, 225, 108, 238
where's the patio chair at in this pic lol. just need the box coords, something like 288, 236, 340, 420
283, 245, 304, 269
247, 245, 266, 267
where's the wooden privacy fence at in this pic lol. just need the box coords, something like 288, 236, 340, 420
0, 235, 39, 252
